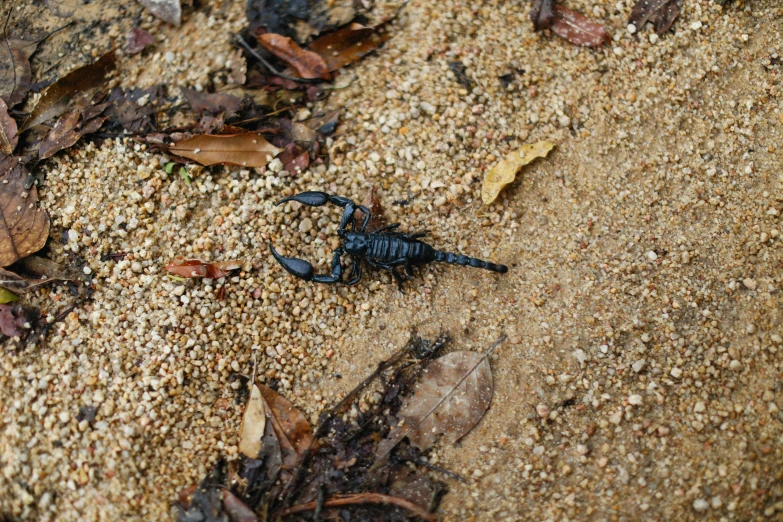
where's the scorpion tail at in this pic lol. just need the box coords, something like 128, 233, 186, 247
434, 250, 508, 274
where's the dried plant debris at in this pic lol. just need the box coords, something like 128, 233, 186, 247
0, 267, 51, 294
448, 61, 474, 92
38, 102, 110, 159
0, 303, 31, 338
354, 185, 387, 231
247, 0, 356, 44
137, 0, 182, 26
168, 133, 281, 167
0, 157, 50, 268
125, 28, 154, 55
257, 33, 332, 81
308, 23, 390, 72
629, 0, 683, 35
164, 259, 243, 279
105, 85, 165, 134
530, 0, 555, 31
0, 38, 33, 108
20, 50, 116, 132
181, 87, 242, 117
481, 141, 555, 205
0, 99, 18, 155
550, 5, 610, 47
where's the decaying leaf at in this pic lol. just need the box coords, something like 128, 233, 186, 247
0, 303, 30, 338
257, 33, 332, 81
0, 99, 18, 155
307, 23, 389, 72
17, 255, 80, 282
376, 351, 494, 461
38, 102, 110, 159
257, 383, 313, 467
550, 5, 610, 47
137, 0, 182, 26
354, 186, 386, 231
105, 85, 164, 134
481, 141, 555, 205
221, 490, 258, 522
0, 157, 50, 267
125, 28, 154, 55
20, 50, 116, 132
164, 258, 243, 279
629, 0, 682, 35
247, 0, 355, 44
0, 40, 32, 108
0, 267, 50, 294
180, 87, 242, 117
168, 133, 281, 167
530, 0, 554, 31
0, 287, 19, 304
239, 384, 268, 459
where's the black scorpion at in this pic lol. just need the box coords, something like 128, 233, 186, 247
269, 191, 508, 288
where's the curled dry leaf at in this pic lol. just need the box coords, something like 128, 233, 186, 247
180, 87, 242, 117
354, 186, 386, 231
39, 103, 110, 159
0, 99, 18, 155
0, 157, 50, 268
0, 40, 32, 108
125, 28, 154, 55
137, 0, 182, 26
307, 23, 390, 72
20, 50, 116, 132
375, 351, 494, 462
221, 490, 258, 522
164, 259, 243, 279
629, 0, 682, 35
257, 383, 313, 468
257, 33, 332, 81
0, 303, 30, 338
0, 267, 49, 294
551, 5, 610, 47
168, 133, 281, 167
481, 141, 555, 205
530, 0, 554, 31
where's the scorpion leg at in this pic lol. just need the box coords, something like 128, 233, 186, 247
373, 223, 401, 234
311, 248, 348, 284
344, 256, 362, 285
403, 230, 429, 240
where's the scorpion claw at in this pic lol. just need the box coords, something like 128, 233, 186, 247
269, 244, 314, 281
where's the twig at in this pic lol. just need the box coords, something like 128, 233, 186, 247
279, 493, 438, 522
235, 34, 321, 85
410, 458, 465, 483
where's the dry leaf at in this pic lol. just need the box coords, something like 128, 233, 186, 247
17, 255, 80, 282
125, 28, 154, 55
307, 23, 390, 72
181, 87, 242, 116
0, 157, 50, 267
376, 351, 494, 461
481, 141, 555, 205
630, 0, 682, 35
257, 33, 332, 81
164, 258, 243, 279
0, 40, 32, 108
168, 133, 281, 167
0, 99, 18, 155
257, 384, 313, 467
136, 0, 182, 25
0, 303, 29, 337
239, 384, 268, 458
354, 186, 386, 231
0, 287, 19, 304
551, 5, 610, 47
530, 0, 554, 31
221, 490, 258, 522
39, 104, 109, 159
0, 267, 49, 294
20, 50, 116, 132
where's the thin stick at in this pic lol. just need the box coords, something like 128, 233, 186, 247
280, 493, 437, 522
235, 34, 320, 84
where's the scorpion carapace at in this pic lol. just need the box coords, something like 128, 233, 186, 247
269, 191, 508, 288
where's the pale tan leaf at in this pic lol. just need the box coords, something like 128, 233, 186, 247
376, 351, 494, 462
239, 384, 268, 459
0, 99, 17, 155
481, 141, 555, 205
168, 133, 281, 167
258, 383, 313, 467
0, 157, 50, 267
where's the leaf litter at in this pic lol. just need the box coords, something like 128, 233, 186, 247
0, 39, 33, 108
0, 157, 50, 268
163, 258, 243, 279
179, 334, 502, 521
531, 0, 610, 47
167, 133, 281, 167
481, 141, 555, 205
629, 0, 683, 35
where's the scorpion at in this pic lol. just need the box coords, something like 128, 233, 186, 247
269, 191, 508, 288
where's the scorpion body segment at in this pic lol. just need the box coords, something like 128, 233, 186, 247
270, 191, 507, 288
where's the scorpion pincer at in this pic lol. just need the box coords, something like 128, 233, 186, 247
269, 191, 508, 289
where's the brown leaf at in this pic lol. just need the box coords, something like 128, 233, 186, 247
530, 0, 554, 31
221, 490, 258, 522
164, 258, 243, 279
376, 351, 494, 461
125, 28, 154, 55
180, 87, 242, 117
629, 0, 682, 35
0, 267, 48, 294
307, 23, 390, 72
0, 157, 50, 268
257, 33, 332, 81
17, 255, 81, 282
550, 5, 610, 47
354, 186, 386, 231
39, 104, 109, 159
0, 303, 29, 338
168, 133, 281, 167
20, 50, 116, 132
257, 383, 313, 467
136, 0, 181, 26
0, 40, 32, 108
105, 85, 163, 133
0, 99, 18, 155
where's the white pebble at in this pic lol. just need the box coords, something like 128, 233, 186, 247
627, 24, 636, 34
632, 359, 646, 373
690, 21, 703, 31
628, 394, 643, 406
298, 218, 313, 233
670, 367, 683, 378
693, 499, 709, 512
646, 251, 658, 261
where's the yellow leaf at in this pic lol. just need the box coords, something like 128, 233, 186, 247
481, 141, 555, 205
0, 287, 19, 303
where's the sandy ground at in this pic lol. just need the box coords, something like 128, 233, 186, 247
1, 0, 782, 520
